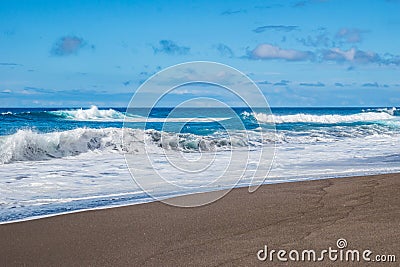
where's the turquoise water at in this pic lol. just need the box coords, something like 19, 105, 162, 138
1, 106, 398, 137
0, 106, 399, 222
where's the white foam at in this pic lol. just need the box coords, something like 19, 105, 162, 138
49, 105, 230, 122
363, 107, 397, 116
2, 122, 400, 164
49, 105, 127, 121
0, 128, 264, 164
246, 111, 394, 124
0, 128, 125, 164
125, 117, 230, 122
1, 134, 400, 223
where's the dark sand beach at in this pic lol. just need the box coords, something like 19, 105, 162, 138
1, 173, 399, 266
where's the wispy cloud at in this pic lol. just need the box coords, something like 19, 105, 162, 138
51, 36, 87, 56
153, 40, 190, 55
257, 80, 272, 85
248, 44, 399, 66
248, 44, 314, 61
169, 88, 216, 95
319, 47, 400, 66
383, 53, 400, 65
2, 29, 15, 37
335, 28, 365, 43
321, 47, 380, 64
298, 27, 364, 48
214, 43, 234, 57
0, 62, 22, 66
293, 1, 308, 7
221, 9, 246, 15
137, 65, 162, 84
253, 25, 299, 33
21, 87, 55, 95
293, 0, 330, 8
362, 82, 379, 87
299, 82, 325, 87
297, 28, 333, 47
274, 80, 291, 86
254, 4, 283, 9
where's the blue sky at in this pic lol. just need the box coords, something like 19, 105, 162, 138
0, 0, 399, 107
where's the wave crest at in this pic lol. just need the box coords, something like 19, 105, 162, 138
243, 111, 395, 124
49, 106, 127, 121
0, 128, 258, 164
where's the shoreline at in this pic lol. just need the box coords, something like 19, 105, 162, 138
2, 171, 399, 225
1, 173, 399, 266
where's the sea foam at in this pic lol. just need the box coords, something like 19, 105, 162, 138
49, 105, 127, 121
0, 128, 258, 164
243, 111, 395, 124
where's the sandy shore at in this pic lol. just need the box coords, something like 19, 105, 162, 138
1, 173, 399, 266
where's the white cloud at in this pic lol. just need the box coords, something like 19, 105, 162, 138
326, 47, 356, 61
322, 47, 379, 63
51, 36, 87, 56
250, 44, 314, 61
170, 89, 209, 95
336, 28, 364, 43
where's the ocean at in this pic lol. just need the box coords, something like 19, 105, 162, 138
1, 106, 399, 223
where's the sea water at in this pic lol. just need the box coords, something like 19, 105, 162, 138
0, 106, 399, 222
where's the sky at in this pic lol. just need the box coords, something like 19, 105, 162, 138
0, 0, 399, 107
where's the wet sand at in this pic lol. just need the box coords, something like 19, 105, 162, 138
1, 173, 399, 266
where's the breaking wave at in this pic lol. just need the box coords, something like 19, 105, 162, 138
1, 122, 399, 164
242, 110, 397, 124
0, 128, 258, 164
49, 106, 128, 121
0, 106, 230, 122
0, 106, 129, 121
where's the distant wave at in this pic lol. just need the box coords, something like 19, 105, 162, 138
49, 106, 128, 121
50, 106, 230, 122
363, 107, 398, 116
2, 106, 397, 123
0, 106, 230, 122
242, 110, 397, 124
0, 106, 126, 121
